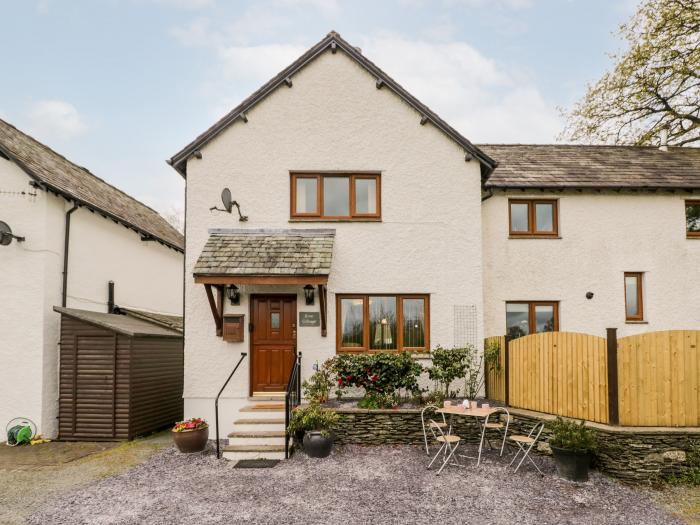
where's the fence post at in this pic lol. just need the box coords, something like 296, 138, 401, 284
504, 335, 511, 406
606, 328, 619, 425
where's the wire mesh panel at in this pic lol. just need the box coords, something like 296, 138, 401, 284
453, 305, 478, 348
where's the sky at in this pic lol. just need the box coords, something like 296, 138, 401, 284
0, 0, 640, 222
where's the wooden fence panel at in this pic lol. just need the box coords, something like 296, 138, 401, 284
484, 335, 506, 402
617, 330, 700, 427
507, 332, 609, 424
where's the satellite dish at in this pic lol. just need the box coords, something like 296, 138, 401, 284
0, 221, 13, 246
221, 188, 233, 213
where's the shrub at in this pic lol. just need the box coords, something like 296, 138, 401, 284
427, 346, 468, 397
357, 392, 399, 409
302, 359, 334, 403
332, 351, 423, 397
668, 441, 700, 486
548, 417, 597, 453
287, 403, 339, 437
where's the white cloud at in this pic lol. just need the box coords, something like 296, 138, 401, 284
276, 0, 340, 17
145, 0, 215, 9
27, 100, 88, 140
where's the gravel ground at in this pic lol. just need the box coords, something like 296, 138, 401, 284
28, 443, 683, 525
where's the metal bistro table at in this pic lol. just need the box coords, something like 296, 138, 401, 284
437, 405, 500, 467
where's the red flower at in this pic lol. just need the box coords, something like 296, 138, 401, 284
371, 375, 378, 382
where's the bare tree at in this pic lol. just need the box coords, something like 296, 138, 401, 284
563, 0, 700, 146
162, 205, 184, 234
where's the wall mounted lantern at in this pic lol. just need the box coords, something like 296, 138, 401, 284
304, 285, 315, 305
227, 285, 240, 305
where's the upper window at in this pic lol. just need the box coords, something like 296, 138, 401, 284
336, 294, 429, 352
506, 301, 558, 339
291, 173, 380, 220
624, 272, 644, 321
687, 200, 700, 237
509, 199, 558, 236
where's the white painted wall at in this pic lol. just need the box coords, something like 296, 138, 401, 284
0, 155, 183, 440
183, 49, 484, 421
482, 191, 700, 338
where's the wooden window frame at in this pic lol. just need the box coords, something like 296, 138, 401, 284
624, 272, 644, 322
506, 301, 559, 336
508, 199, 559, 237
290, 172, 381, 221
686, 200, 700, 238
336, 294, 430, 353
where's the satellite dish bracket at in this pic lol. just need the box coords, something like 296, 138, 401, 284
209, 188, 248, 222
0, 221, 25, 246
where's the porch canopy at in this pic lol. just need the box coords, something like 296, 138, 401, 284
193, 228, 335, 336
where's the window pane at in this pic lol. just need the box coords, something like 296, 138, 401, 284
402, 298, 425, 348
535, 203, 554, 232
369, 296, 397, 350
355, 178, 377, 214
534, 305, 555, 333
506, 303, 529, 339
625, 276, 639, 317
270, 312, 280, 330
295, 177, 317, 213
323, 177, 349, 216
510, 203, 529, 232
340, 298, 364, 347
687, 202, 700, 233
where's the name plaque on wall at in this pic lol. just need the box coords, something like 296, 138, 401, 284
299, 312, 320, 327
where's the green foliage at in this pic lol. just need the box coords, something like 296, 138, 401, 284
302, 359, 334, 403
668, 441, 700, 486
548, 417, 597, 453
427, 346, 468, 397
332, 351, 423, 397
357, 392, 399, 409
287, 403, 339, 438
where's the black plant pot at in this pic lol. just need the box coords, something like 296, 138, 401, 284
303, 431, 334, 458
551, 446, 591, 482
294, 430, 305, 449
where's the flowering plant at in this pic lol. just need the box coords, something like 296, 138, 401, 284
172, 417, 208, 432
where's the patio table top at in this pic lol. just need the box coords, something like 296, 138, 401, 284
437, 406, 499, 418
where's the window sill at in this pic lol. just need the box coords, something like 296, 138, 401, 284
625, 320, 648, 324
508, 235, 561, 239
687, 235, 700, 239
290, 218, 382, 223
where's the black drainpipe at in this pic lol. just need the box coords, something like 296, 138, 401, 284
61, 204, 79, 307
107, 281, 115, 313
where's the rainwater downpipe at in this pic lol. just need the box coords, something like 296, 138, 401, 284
61, 204, 79, 307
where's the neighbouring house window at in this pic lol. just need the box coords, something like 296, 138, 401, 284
624, 272, 644, 321
508, 199, 558, 236
336, 294, 429, 352
687, 200, 700, 237
291, 173, 381, 220
506, 301, 559, 338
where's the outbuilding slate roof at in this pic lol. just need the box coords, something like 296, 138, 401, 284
480, 144, 700, 189
193, 229, 335, 276
0, 119, 184, 251
54, 307, 183, 338
119, 308, 184, 334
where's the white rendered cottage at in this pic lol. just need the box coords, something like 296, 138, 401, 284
0, 119, 184, 441
169, 32, 700, 460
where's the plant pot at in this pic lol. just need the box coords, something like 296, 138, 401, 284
551, 445, 591, 482
294, 430, 305, 449
302, 430, 333, 458
172, 427, 209, 453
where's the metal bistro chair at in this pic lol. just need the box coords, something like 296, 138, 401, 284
508, 421, 545, 474
427, 419, 462, 475
420, 405, 448, 456
481, 407, 511, 462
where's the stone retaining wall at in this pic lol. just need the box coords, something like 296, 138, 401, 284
333, 407, 700, 484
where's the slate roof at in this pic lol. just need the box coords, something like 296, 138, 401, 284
54, 307, 182, 338
0, 119, 184, 251
193, 229, 335, 276
119, 308, 183, 334
168, 31, 496, 177
480, 144, 700, 190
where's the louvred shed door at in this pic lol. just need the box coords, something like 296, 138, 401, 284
250, 295, 297, 394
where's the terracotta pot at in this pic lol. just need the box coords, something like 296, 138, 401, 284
172, 427, 209, 453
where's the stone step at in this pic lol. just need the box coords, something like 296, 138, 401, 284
239, 404, 285, 419
228, 430, 286, 438
222, 444, 286, 461
233, 418, 286, 432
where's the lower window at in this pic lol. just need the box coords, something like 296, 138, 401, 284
506, 301, 558, 339
336, 294, 429, 352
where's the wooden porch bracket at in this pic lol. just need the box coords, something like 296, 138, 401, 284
204, 283, 224, 336
318, 284, 328, 337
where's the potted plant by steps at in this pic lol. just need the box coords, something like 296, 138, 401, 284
287, 403, 339, 458
172, 417, 209, 453
548, 417, 597, 482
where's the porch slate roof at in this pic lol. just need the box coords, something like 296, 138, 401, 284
193, 229, 335, 276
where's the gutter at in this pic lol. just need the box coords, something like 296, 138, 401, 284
61, 204, 79, 307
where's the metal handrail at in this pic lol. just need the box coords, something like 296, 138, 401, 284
284, 352, 302, 459
215, 352, 247, 459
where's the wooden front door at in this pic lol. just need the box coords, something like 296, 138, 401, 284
250, 295, 297, 394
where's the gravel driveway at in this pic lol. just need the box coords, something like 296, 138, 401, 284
28, 444, 682, 525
